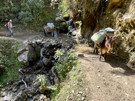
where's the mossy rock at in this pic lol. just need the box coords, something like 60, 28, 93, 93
55, 17, 65, 25
59, 22, 68, 32
63, 14, 70, 21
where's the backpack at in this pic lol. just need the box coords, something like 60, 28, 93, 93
5, 23, 8, 28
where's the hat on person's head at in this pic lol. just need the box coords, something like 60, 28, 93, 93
9, 19, 12, 22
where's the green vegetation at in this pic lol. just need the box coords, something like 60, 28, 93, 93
0, 0, 58, 30
0, 39, 24, 85
37, 74, 58, 94
37, 74, 49, 93
51, 65, 87, 101
50, 49, 78, 100
53, 49, 78, 81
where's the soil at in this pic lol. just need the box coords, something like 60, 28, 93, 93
78, 50, 135, 101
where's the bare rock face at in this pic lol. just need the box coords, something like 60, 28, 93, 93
127, 52, 135, 70
107, 0, 125, 12
113, 0, 135, 70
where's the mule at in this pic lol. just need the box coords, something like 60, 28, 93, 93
44, 26, 58, 37
93, 34, 116, 61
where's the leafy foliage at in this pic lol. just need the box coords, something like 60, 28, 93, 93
37, 74, 48, 93
53, 49, 78, 81
0, 39, 24, 84
37, 74, 57, 93
0, 0, 58, 30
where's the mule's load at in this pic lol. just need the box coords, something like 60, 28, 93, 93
47, 23, 54, 29
91, 31, 106, 44
91, 27, 115, 44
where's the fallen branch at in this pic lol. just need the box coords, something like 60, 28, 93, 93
19, 69, 28, 88
22, 78, 28, 88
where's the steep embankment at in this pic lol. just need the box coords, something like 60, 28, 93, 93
94, 0, 135, 70
70, 0, 135, 70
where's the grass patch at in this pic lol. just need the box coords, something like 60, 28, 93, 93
50, 49, 80, 100
75, 44, 92, 53
53, 49, 78, 81
0, 38, 24, 85
51, 65, 87, 101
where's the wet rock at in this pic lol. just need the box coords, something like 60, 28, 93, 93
17, 41, 29, 55
18, 51, 29, 65
42, 57, 50, 66
28, 45, 37, 62
33, 94, 48, 101
12, 87, 18, 92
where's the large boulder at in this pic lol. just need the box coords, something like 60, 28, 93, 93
17, 40, 42, 66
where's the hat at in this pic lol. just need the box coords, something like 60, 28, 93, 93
9, 19, 12, 22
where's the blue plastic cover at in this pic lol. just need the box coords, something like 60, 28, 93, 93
47, 23, 54, 26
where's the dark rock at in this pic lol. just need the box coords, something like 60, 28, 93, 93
28, 45, 37, 62
42, 57, 50, 66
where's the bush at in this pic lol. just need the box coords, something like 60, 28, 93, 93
0, 0, 56, 30
0, 39, 24, 84
53, 49, 78, 81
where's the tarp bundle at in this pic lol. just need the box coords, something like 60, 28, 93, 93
99, 27, 115, 33
91, 32, 106, 44
91, 27, 115, 44
47, 23, 54, 29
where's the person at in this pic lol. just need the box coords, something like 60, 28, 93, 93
5, 20, 14, 37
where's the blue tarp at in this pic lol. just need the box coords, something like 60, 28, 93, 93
99, 27, 115, 33
47, 23, 54, 26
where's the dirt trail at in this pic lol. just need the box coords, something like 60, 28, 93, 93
0, 30, 43, 41
78, 51, 135, 101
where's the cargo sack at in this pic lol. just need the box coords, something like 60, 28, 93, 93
47, 23, 54, 29
91, 32, 106, 44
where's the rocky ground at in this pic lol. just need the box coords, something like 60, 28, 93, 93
0, 30, 78, 101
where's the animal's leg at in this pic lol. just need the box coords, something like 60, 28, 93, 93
104, 51, 107, 61
95, 47, 98, 54
99, 49, 102, 61
44, 30, 47, 36
93, 47, 98, 54
93, 48, 95, 54
51, 32, 54, 37
93, 44, 97, 54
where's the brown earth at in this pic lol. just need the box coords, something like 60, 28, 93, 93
77, 45, 135, 101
